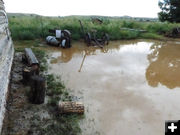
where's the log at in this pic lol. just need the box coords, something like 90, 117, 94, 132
24, 48, 39, 67
29, 75, 46, 104
58, 101, 84, 114
23, 48, 39, 76
22, 67, 31, 85
22, 66, 39, 85
22, 54, 28, 64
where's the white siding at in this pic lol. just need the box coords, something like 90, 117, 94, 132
0, 0, 14, 133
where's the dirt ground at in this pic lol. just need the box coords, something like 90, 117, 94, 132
1, 53, 54, 135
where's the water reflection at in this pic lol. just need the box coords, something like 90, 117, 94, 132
49, 40, 180, 89
48, 40, 180, 135
146, 41, 180, 89
49, 40, 139, 64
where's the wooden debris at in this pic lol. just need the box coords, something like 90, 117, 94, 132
29, 75, 46, 104
22, 48, 39, 85
22, 66, 39, 85
58, 101, 84, 114
79, 20, 109, 47
91, 17, 103, 24
22, 54, 28, 64
22, 67, 31, 85
165, 27, 180, 38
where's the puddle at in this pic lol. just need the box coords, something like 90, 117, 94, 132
47, 40, 180, 135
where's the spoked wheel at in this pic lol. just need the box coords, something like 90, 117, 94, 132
61, 37, 71, 48
62, 30, 71, 39
85, 32, 91, 46
102, 33, 110, 45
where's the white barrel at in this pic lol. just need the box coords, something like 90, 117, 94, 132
55, 30, 62, 38
61, 39, 66, 47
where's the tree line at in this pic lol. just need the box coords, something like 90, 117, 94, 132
159, 0, 180, 22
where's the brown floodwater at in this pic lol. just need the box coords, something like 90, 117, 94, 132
47, 40, 180, 135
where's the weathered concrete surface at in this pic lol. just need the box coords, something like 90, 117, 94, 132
0, 0, 14, 133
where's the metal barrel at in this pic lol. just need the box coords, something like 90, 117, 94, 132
46, 36, 59, 46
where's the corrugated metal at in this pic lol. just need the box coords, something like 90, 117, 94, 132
0, 0, 14, 133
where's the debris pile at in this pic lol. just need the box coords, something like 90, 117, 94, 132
79, 20, 109, 48
165, 27, 180, 38
22, 48, 45, 104
46, 29, 71, 48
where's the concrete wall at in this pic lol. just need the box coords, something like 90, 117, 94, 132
0, 0, 14, 132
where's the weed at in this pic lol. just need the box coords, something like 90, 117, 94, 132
8, 15, 180, 41
13, 40, 82, 135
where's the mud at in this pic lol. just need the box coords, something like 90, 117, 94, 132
1, 53, 54, 135
48, 40, 180, 135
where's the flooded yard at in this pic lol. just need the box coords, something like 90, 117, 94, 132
47, 40, 180, 135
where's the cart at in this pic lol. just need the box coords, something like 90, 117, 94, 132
79, 20, 109, 48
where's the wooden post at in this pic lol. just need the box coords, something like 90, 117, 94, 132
58, 101, 84, 114
22, 66, 39, 85
29, 75, 46, 104
22, 67, 31, 85
22, 54, 28, 64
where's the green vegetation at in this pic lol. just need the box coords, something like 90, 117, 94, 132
14, 41, 82, 135
33, 48, 82, 135
46, 74, 72, 105
42, 57, 82, 135
42, 74, 82, 135
8, 14, 180, 41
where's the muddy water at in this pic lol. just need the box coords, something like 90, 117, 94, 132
47, 40, 180, 135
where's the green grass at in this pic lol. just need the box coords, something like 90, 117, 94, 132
43, 74, 83, 135
8, 15, 180, 41
32, 48, 82, 135
15, 41, 82, 135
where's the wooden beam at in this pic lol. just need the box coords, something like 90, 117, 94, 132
24, 48, 39, 67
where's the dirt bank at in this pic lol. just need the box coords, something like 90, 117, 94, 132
2, 52, 82, 135
2, 53, 50, 135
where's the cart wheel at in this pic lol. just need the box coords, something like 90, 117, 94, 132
102, 33, 110, 45
62, 30, 71, 39
85, 33, 91, 45
61, 37, 71, 48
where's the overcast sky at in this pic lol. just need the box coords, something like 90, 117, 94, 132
4, 0, 160, 17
